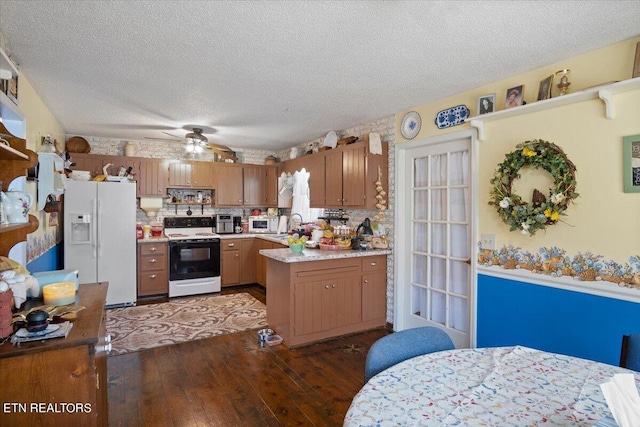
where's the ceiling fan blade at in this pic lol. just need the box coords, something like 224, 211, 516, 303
208, 146, 237, 162
206, 141, 233, 152
144, 136, 182, 142
162, 131, 181, 138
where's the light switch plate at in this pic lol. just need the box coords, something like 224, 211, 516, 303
480, 233, 497, 250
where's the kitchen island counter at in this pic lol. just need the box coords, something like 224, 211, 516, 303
259, 247, 391, 263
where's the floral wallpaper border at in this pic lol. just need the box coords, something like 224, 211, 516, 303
478, 243, 640, 289
26, 226, 61, 263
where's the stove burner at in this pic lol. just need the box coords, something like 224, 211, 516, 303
167, 233, 189, 237
195, 232, 216, 236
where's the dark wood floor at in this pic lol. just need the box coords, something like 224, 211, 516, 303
107, 285, 390, 426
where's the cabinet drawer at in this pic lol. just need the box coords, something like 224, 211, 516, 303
139, 243, 167, 256
221, 239, 242, 251
137, 270, 169, 295
362, 255, 387, 273
139, 254, 167, 272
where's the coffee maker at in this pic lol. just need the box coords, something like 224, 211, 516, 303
353, 218, 374, 250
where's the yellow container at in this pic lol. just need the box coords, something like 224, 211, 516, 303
42, 282, 77, 306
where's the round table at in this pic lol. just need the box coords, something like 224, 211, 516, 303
344, 346, 638, 426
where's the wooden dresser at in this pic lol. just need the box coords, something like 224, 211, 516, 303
0, 283, 109, 426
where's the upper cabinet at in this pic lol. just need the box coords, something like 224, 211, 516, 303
282, 140, 387, 210
214, 163, 267, 207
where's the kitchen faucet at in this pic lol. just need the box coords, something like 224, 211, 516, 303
289, 213, 303, 231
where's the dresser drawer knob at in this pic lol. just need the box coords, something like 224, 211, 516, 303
149, 274, 157, 279
149, 247, 157, 252
149, 259, 157, 263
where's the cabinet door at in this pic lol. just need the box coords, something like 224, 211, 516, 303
137, 158, 167, 196
341, 144, 366, 207
362, 272, 387, 323
70, 153, 105, 177
243, 165, 266, 206
221, 249, 241, 286
324, 150, 344, 208
192, 161, 215, 188
265, 165, 278, 207
306, 152, 325, 207
215, 164, 244, 206
168, 161, 193, 187
240, 238, 257, 284
293, 273, 361, 336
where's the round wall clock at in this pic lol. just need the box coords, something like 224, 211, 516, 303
401, 111, 422, 139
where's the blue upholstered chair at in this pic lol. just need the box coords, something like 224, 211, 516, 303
620, 334, 640, 371
364, 326, 454, 382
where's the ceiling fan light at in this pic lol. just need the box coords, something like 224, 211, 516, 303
194, 145, 203, 153
185, 144, 195, 153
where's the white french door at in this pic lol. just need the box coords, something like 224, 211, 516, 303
394, 130, 477, 348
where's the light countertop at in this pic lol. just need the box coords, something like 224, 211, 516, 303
259, 247, 391, 263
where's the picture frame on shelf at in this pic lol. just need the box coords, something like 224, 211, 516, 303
537, 75, 553, 101
633, 41, 640, 78
505, 84, 524, 109
477, 94, 495, 115
6, 75, 18, 105
623, 134, 640, 193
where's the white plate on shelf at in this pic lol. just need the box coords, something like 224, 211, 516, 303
323, 131, 338, 148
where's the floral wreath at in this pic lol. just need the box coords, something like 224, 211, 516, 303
489, 139, 579, 236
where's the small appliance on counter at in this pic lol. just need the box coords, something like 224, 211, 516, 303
215, 214, 242, 234
249, 215, 279, 233
353, 218, 375, 250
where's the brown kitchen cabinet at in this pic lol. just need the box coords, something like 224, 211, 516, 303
221, 238, 259, 286
137, 241, 169, 296
256, 238, 287, 286
215, 164, 267, 207
361, 255, 387, 323
306, 152, 326, 207
265, 165, 279, 207
70, 153, 108, 177
325, 143, 367, 208
191, 161, 215, 188
136, 157, 168, 197
168, 161, 193, 187
0, 283, 109, 426
266, 255, 387, 347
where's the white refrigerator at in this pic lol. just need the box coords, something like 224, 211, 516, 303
64, 180, 137, 306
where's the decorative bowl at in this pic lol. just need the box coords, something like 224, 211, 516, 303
289, 243, 304, 253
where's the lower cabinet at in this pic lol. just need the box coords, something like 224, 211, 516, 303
0, 283, 109, 426
137, 241, 168, 296
256, 239, 288, 286
221, 238, 257, 286
266, 255, 388, 347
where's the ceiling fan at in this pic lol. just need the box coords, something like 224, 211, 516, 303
145, 127, 237, 161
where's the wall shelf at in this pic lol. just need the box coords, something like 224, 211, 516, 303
0, 142, 29, 160
466, 77, 640, 141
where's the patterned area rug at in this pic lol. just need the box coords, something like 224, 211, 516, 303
106, 293, 267, 355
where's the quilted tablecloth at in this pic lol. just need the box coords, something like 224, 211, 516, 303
344, 346, 639, 426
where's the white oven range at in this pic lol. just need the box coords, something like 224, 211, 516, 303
164, 216, 221, 297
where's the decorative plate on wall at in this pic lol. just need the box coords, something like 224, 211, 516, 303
435, 105, 470, 129
401, 111, 422, 140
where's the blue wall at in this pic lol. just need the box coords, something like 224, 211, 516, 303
477, 273, 640, 366
26, 243, 63, 273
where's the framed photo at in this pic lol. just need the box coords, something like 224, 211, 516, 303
0, 78, 7, 95
505, 84, 524, 109
537, 75, 553, 101
7, 75, 18, 105
477, 93, 495, 115
623, 134, 640, 193
633, 41, 640, 78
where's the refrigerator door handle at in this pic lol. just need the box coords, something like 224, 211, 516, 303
92, 198, 98, 259
97, 198, 102, 258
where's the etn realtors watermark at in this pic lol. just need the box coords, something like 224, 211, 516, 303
4, 402, 92, 413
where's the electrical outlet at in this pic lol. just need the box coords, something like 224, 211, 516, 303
480, 233, 497, 250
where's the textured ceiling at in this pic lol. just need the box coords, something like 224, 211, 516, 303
0, 1, 639, 151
